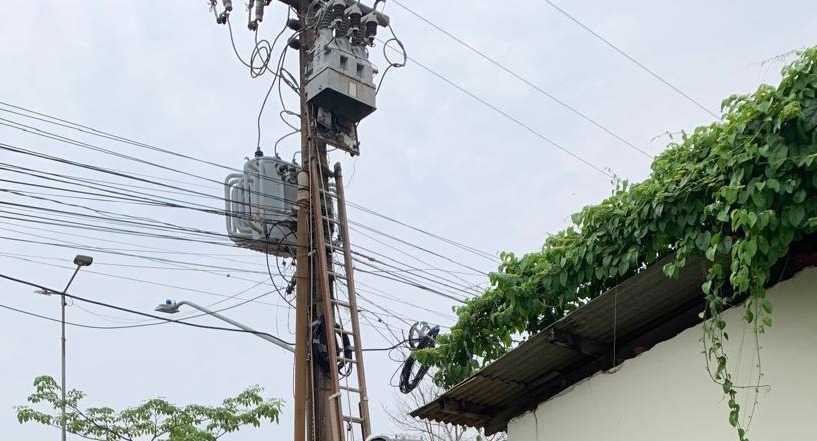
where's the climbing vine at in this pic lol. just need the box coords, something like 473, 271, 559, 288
416, 47, 817, 440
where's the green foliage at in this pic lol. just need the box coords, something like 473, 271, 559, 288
416, 47, 817, 440
16, 376, 282, 441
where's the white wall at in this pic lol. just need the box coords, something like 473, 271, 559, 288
508, 267, 817, 441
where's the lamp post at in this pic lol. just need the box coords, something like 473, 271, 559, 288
36, 254, 93, 441
154, 300, 294, 353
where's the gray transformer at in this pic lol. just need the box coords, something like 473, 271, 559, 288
305, 2, 382, 155
224, 155, 299, 257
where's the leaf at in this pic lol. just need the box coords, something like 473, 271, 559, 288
761, 299, 774, 314
696, 231, 712, 251
706, 246, 717, 261
793, 189, 807, 203
789, 206, 806, 227
723, 187, 738, 204
744, 238, 758, 259
618, 259, 630, 276
747, 212, 758, 228
729, 409, 739, 427
723, 378, 733, 394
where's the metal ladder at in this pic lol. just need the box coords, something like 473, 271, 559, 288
313, 163, 371, 441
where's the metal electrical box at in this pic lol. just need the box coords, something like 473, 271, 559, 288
305, 1, 383, 155
305, 39, 377, 123
224, 155, 299, 257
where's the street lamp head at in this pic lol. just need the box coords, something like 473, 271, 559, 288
73, 255, 93, 267
155, 300, 180, 314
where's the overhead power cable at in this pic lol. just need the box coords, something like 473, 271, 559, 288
540, 0, 719, 119
354, 264, 466, 304
345, 200, 498, 263
0, 250, 400, 334
0, 272, 296, 343
0, 101, 494, 262
391, 0, 652, 159
0, 299, 413, 352
378, 39, 614, 178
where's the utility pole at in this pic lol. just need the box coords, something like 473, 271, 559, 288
293, 0, 313, 437
213, 2, 389, 440
294, 1, 337, 440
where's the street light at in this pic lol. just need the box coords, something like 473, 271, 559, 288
36, 254, 93, 441
155, 300, 294, 353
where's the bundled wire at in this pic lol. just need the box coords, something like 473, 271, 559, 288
399, 322, 439, 394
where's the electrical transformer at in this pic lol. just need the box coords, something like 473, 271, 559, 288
305, 0, 385, 155
224, 153, 299, 256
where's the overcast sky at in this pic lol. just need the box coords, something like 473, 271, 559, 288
0, 1, 814, 440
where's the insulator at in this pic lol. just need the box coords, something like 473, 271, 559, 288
363, 12, 378, 45
255, 0, 265, 22
222, 0, 233, 12
346, 4, 362, 33
329, 0, 346, 25
335, 16, 349, 39
317, 4, 332, 29
247, 0, 257, 30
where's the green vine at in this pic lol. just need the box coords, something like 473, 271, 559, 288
416, 48, 817, 439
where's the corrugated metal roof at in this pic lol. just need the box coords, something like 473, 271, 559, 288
411, 253, 709, 435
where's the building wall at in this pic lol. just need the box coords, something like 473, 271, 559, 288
507, 267, 817, 441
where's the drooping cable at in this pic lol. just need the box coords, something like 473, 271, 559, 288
391, 0, 652, 158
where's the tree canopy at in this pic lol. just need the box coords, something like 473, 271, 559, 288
17, 375, 282, 441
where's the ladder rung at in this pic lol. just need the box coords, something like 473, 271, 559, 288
334, 327, 354, 335
338, 357, 356, 363
339, 385, 360, 393
331, 299, 351, 308
342, 415, 365, 424
327, 272, 347, 279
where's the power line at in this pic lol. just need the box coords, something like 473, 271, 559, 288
0, 155, 486, 296
0, 271, 296, 343
0, 300, 419, 353
345, 200, 498, 263
379, 39, 614, 178
0, 101, 494, 263
350, 221, 488, 277
0, 218, 268, 266
0, 184, 483, 306
0, 250, 400, 334
540, 0, 719, 119
391, 0, 652, 159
